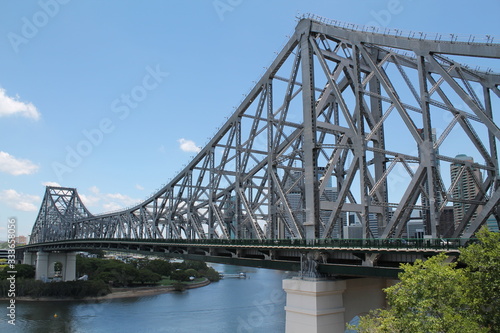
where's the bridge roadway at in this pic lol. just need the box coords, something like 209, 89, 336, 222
18, 237, 464, 279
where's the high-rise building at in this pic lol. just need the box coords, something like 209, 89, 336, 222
281, 167, 345, 238
438, 206, 455, 238
15, 235, 28, 245
282, 169, 304, 239
407, 220, 425, 239
486, 214, 500, 232
450, 154, 482, 228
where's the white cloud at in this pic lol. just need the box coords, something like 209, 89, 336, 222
0, 88, 40, 120
79, 186, 141, 213
135, 184, 144, 190
102, 202, 123, 212
106, 193, 139, 207
178, 138, 201, 153
42, 181, 61, 187
79, 193, 100, 207
0, 189, 40, 212
0, 151, 39, 175
89, 185, 100, 194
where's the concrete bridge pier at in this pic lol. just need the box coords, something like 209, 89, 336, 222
24, 251, 77, 282
22, 251, 33, 265
283, 277, 395, 333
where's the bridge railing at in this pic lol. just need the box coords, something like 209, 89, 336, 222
166, 237, 469, 250
300, 13, 499, 46
51, 237, 470, 251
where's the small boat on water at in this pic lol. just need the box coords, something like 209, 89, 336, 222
219, 272, 247, 279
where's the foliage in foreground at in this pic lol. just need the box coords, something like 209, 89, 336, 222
353, 228, 500, 333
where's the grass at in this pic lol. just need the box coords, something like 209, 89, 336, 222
159, 277, 206, 286
159, 278, 177, 286
184, 277, 206, 285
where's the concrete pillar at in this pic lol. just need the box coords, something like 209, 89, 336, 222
64, 252, 77, 281
343, 278, 394, 323
283, 278, 346, 333
35, 251, 49, 281
23, 252, 33, 265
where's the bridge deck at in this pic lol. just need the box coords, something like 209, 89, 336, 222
20, 238, 468, 279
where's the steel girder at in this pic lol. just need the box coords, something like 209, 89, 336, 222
29, 187, 93, 243
30, 18, 500, 244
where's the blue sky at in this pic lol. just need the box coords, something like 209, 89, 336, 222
0, 0, 499, 240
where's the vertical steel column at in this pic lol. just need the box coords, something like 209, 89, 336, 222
235, 118, 242, 239
369, 49, 388, 236
353, 44, 370, 239
167, 188, 173, 238
208, 148, 215, 238
300, 27, 319, 240
267, 79, 277, 238
418, 55, 439, 237
483, 86, 500, 227
484, 87, 500, 187
333, 101, 345, 239
187, 169, 193, 238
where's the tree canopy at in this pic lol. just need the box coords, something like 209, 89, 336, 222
354, 228, 500, 333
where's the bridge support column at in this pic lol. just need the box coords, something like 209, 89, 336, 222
283, 277, 395, 332
23, 251, 34, 265
34, 251, 77, 282
283, 278, 346, 333
64, 252, 77, 281
35, 251, 49, 281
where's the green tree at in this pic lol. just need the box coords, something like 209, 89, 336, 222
172, 282, 186, 292
355, 229, 500, 332
76, 256, 105, 279
1, 264, 36, 279
137, 269, 161, 285
460, 228, 500, 331
376, 254, 484, 332
144, 259, 172, 276
54, 261, 63, 277
201, 267, 220, 282
184, 260, 208, 272
95, 260, 138, 286
170, 269, 190, 282
184, 268, 200, 279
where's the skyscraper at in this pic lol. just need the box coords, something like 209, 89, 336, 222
450, 154, 482, 228
281, 167, 345, 238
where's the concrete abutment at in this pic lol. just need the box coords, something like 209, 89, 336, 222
283, 277, 396, 332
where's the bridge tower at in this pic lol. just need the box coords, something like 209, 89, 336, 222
25, 187, 90, 281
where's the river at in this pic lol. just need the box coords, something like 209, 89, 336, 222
0, 265, 288, 333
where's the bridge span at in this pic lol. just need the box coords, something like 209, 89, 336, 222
19, 237, 463, 279
23, 14, 500, 333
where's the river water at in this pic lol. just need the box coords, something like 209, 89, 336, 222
0, 265, 288, 333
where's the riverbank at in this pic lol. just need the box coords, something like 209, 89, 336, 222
102, 278, 211, 300
2, 278, 211, 302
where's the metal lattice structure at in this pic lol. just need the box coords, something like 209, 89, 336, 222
30, 187, 93, 244
30, 16, 500, 245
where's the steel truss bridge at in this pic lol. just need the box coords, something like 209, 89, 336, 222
28, 16, 500, 271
